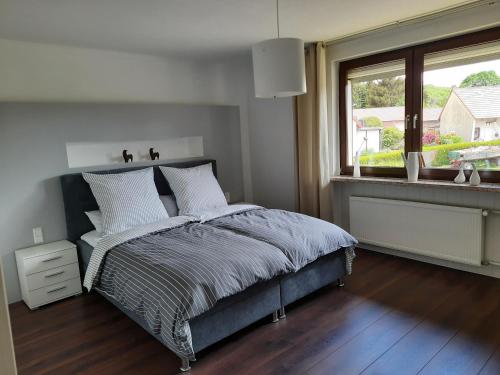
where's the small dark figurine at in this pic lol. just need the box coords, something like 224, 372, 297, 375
149, 147, 160, 160
122, 150, 133, 163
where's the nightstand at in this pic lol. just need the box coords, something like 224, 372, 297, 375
15, 240, 82, 310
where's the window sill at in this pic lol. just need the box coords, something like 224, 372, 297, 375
331, 175, 500, 193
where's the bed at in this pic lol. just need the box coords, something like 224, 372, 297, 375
60, 159, 356, 371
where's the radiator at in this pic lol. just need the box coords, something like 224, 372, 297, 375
349, 196, 484, 266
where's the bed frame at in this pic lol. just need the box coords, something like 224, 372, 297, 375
60, 159, 348, 371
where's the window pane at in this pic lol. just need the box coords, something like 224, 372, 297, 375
422, 43, 500, 171
347, 60, 406, 168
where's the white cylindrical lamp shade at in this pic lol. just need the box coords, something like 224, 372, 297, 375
252, 38, 306, 98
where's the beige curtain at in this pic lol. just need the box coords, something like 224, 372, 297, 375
296, 42, 332, 221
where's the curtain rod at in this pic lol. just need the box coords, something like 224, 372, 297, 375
325, 0, 497, 46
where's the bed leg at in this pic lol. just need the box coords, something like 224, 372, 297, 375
279, 306, 286, 319
272, 310, 279, 323
179, 357, 191, 372
337, 278, 345, 287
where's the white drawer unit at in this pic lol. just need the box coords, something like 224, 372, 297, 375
15, 240, 82, 309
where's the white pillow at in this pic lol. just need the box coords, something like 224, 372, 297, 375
84, 195, 177, 231
160, 163, 227, 215
85, 210, 103, 232
83, 168, 168, 235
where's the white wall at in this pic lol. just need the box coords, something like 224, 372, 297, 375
247, 92, 296, 211
211, 55, 297, 211
0, 38, 235, 104
0, 37, 299, 216
326, 2, 500, 64
209, 56, 255, 202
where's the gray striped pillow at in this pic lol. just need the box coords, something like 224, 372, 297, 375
83, 168, 168, 235
160, 163, 227, 215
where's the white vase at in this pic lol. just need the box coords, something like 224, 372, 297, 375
402, 152, 420, 182
454, 163, 466, 184
353, 152, 361, 178
470, 164, 481, 186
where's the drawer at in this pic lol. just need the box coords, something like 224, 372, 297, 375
23, 248, 77, 276
28, 277, 82, 308
26, 263, 80, 291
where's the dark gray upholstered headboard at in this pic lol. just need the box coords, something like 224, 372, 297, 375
60, 159, 216, 242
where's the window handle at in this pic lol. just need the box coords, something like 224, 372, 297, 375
413, 114, 418, 129
405, 114, 410, 130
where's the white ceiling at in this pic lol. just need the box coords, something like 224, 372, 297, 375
0, 0, 474, 59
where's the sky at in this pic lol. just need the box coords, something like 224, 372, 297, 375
424, 59, 500, 87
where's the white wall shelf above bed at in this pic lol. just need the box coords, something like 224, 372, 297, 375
66, 136, 204, 168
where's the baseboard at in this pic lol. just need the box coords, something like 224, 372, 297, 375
360, 242, 500, 279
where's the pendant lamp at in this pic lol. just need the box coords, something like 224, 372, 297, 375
252, 0, 306, 98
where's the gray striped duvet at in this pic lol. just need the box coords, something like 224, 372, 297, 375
86, 206, 356, 359
208, 208, 357, 273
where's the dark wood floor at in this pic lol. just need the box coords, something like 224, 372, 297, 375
10, 249, 500, 375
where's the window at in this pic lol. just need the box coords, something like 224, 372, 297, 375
339, 27, 500, 182
346, 59, 407, 168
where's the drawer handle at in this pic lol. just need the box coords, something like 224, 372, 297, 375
45, 270, 65, 278
42, 256, 63, 263
47, 285, 67, 294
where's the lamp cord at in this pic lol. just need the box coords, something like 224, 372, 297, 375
276, 0, 280, 38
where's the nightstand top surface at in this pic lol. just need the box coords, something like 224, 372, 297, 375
15, 240, 76, 259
